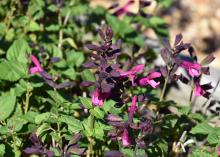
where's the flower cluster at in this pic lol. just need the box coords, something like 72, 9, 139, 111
82, 26, 161, 149
160, 34, 215, 99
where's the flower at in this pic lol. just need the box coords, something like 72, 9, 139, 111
122, 128, 131, 147
139, 71, 161, 88
180, 61, 201, 77
113, 0, 134, 16
194, 82, 205, 96
118, 64, 144, 86
23, 134, 54, 157
92, 88, 109, 106
128, 95, 137, 114
194, 82, 212, 98
30, 55, 44, 74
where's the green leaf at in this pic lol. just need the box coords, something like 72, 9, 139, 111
121, 148, 134, 157
81, 69, 96, 82
0, 60, 28, 81
9, 79, 28, 97
0, 126, 9, 135
0, 144, 5, 156
62, 68, 76, 80
5, 28, 15, 41
189, 113, 205, 122
207, 133, 220, 144
35, 112, 51, 124
190, 149, 213, 157
82, 116, 93, 137
156, 0, 173, 8
59, 114, 83, 133
46, 24, 60, 31
23, 111, 39, 123
28, 20, 42, 32
7, 39, 31, 63
93, 121, 105, 140
47, 90, 67, 104
48, 4, 58, 12
79, 97, 93, 109
178, 106, 190, 115
66, 50, 84, 67
63, 38, 77, 49
149, 16, 169, 38
106, 14, 133, 37
0, 94, 16, 121
90, 107, 104, 119
103, 100, 115, 113
7, 115, 28, 132
36, 123, 51, 136
190, 122, 214, 135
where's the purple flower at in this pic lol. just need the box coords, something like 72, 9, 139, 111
194, 82, 212, 98
113, 0, 134, 16
139, 71, 161, 88
194, 82, 205, 96
23, 134, 54, 157
122, 128, 131, 147
180, 61, 201, 77
128, 95, 137, 114
92, 88, 109, 106
30, 55, 44, 74
118, 64, 144, 86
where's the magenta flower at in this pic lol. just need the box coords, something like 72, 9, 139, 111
128, 95, 137, 114
139, 72, 161, 88
118, 64, 144, 86
193, 82, 212, 98
194, 82, 205, 96
30, 55, 44, 74
122, 128, 131, 147
113, 0, 134, 16
180, 61, 201, 77
92, 88, 109, 106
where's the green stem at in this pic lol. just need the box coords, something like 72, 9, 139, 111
160, 70, 170, 101
58, 8, 63, 50
87, 114, 95, 157
24, 84, 31, 113
134, 143, 138, 157
189, 81, 195, 111
4, 0, 18, 32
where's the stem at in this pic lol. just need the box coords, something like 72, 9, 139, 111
189, 80, 195, 111
134, 144, 138, 157
189, 86, 193, 104
58, 8, 63, 50
160, 70, 170, 101
57, 2, 73, 51
87, 115, 95, 157
4, 0, 18, 31
24, 83, 32, 113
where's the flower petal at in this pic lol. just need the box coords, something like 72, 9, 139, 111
147, 79, 160, 88
91, 88, 109, 106
129, 95, 137, 114
30, 67, 40, 74
119, 64, 144, 77
194, 83, 205, 96
147, 71, 161, 79
122, 128, 131, 147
